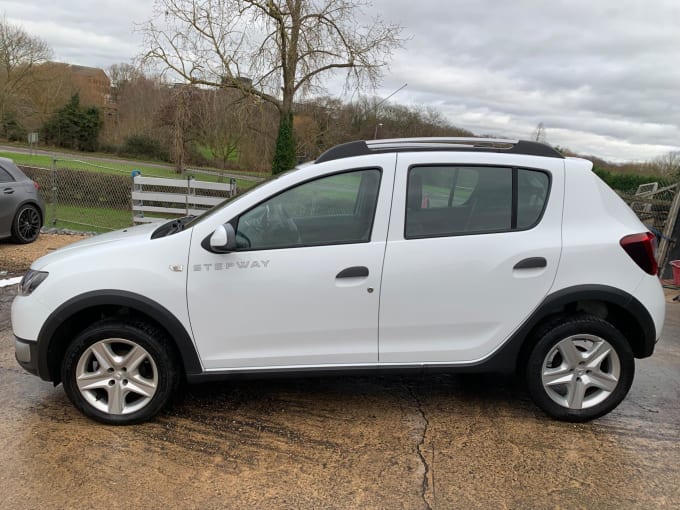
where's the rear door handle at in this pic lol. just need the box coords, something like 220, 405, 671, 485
3, 188, 14, 194
513, 257, 547, 270
336, 266, 369, 278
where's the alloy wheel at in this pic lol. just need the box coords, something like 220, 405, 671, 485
540, 334, 621, 410
75, 338, 159, 415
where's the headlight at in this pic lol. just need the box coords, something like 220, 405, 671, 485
19, 270, 49, 296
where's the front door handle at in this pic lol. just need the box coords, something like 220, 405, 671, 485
513, 257, 547, 270
336, 266, 369, 278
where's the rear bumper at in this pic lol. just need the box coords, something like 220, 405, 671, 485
633, 275, 666, 350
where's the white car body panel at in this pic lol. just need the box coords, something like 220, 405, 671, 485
186, 154, 396, 368
10, 145, 664, 383
12, 225, 195, 350
379, 152, 565, 363
551, 158, 649, 294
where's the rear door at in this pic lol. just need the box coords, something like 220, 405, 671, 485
379, 152, 564, 364
0, 166, 20, 238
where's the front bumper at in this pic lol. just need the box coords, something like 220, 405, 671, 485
14, 336, 38, 376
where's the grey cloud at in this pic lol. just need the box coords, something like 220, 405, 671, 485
6, 0, 680, 160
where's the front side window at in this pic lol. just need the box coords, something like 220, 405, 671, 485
405, 166, 549, 238
235, 168, 381, 250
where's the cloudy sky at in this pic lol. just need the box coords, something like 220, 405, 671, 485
4, 0, 680, 161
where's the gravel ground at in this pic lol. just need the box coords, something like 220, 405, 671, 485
0, 233, 89, 274
0, 285, 16, 330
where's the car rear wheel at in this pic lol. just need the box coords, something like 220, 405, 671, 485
11, 203, 41, 244
526, 315, 634, 422
61, 320, 180, 425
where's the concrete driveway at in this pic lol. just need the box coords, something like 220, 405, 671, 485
0, 286, 678, 509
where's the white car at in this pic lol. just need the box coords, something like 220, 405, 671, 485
12, 138, 665, 424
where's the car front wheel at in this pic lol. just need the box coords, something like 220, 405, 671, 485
61, 320, 180, 425
526, 315, 635, 422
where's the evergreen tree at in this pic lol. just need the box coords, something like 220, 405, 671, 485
272, 111, 296, 174
43, 93, 103, 151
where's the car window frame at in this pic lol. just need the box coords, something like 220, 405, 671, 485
403, 164, 552, 240
231, 166, 383, 252
0, 166, 16, 183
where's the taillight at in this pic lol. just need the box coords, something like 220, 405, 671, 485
33, 181, 39, 190
620, 232, 658, 275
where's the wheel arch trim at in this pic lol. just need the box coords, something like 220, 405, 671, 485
471, 284, 657, 374
36, 290, 203, 382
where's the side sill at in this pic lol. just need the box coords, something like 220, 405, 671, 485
186, 361, 509, 383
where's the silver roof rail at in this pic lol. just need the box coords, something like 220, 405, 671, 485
316, 137, 563, 163
366, 138, 518, 150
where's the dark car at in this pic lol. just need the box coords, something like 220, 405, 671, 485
0, 157, 44, 243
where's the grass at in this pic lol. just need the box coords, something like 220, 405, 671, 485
1, 142, 267, 177
0, 150, 260, 193
4, 151, 170, 176
45, 205, 134, 232
0, 147, 265, 233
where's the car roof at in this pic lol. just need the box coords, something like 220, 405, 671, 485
0, 157, 29, 181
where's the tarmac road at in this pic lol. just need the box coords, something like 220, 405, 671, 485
0, 286, 678, 509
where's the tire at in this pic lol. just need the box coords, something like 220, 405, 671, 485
11, 203, 41, 244
61, 320, 180, 425
526, 314, 634, 422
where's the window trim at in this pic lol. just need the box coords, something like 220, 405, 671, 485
403, 164, 552, 240
0, 166, 16, 183
231, 167, 383, 252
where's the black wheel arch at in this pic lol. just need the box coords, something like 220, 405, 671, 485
35, 290, 202, 384
14, 199, 44, 224
470, 284, 657, 375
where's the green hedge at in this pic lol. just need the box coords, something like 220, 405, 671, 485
594, 167, 669, 192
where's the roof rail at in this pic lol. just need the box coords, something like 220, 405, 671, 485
315, 137, 564, 163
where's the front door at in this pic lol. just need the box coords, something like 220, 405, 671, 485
187, 160, 394, 370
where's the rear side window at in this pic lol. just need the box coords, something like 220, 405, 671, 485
0, 167, 14, 183
517, 169, 550, 228
405, 166, 549, 238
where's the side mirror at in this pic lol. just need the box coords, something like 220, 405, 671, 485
208, 223, 236, 253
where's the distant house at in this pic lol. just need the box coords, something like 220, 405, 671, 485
46, 62, 113, 109
67, 64, 113, 108
18, 62, 115, 132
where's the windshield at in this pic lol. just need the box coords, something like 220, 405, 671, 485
183, 169, 297, 229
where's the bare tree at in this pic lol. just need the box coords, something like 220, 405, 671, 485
140, 0, 403, 172
0, 17, 52, 123
192, 88, 252, 172
649, 151, 680, 178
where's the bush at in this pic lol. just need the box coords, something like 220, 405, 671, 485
185, 142, 210, 167
42, 94, 103, 152
98, 143, 121, 155
594, 167, 668, 192
1, 111, 27, 142
120, 134, 170, 162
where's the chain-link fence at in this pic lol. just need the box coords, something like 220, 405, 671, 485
19, 158, 241, 232
21, 163, 132, 232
